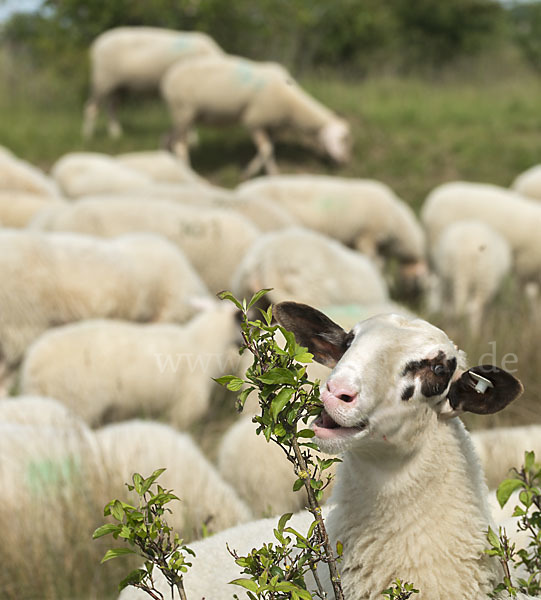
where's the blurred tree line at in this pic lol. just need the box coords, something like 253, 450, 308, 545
1, 0, 541, 81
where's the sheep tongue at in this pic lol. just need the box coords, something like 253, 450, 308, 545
319, 410, 340, 429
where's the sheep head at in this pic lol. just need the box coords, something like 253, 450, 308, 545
274, 301, 523, 456
319, 119, 351, 165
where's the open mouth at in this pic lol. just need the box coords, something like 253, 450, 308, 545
312, 408, 368, 439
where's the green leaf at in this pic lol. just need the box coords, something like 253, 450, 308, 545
294, 350, 314, 363
497, 478, 524, 508
524, 450, 536, 472
297, 428, 315, 438
486, 526, 501, 550
292, 478, 304, 492
111, 500, 125, 522
277, 513, 293, 532
258, 368, 296, 385
132, 472, 143, 495
271, 388, 294, 420
336, 540, 344, 556
229, 578, 259, 592
217, 291, 244, 311
118, 569, 146, 591
92, 523, 121, 539
101, 548, 136, 563
247, 288, 272, 310
215, 375, 243, 390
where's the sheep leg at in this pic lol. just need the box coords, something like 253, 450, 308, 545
243, 129, 278, 179
105, 94, 123, 139
82, 97, 99, 139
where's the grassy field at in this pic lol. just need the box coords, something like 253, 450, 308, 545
2, 54, 541, 599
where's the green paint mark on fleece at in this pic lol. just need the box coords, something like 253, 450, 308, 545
26, 456, 80, 496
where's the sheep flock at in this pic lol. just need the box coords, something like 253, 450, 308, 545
2, 23, 541, 600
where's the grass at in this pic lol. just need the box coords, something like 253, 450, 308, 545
2, 49, 541, 598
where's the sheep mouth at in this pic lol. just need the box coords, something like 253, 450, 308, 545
312, 409, 367, 439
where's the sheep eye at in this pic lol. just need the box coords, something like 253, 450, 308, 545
432, 364, 446, 376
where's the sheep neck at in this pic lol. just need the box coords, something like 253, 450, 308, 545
323, 416, 500, 600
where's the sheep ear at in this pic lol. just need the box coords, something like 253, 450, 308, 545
439, 365, 523, 418
273, 301, 350, 368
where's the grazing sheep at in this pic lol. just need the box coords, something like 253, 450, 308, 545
20, 302, 240, 428
0, 229, 209, 371
160, 55, 351, 177
511, 164, 541, 201
421, 181, 541, 289
429, 220, 512, 332
0, 145, 59, 196
120, 302, 525, 599
0, 190, 64, 227
472, 425, 541, 490
236, 174, 427, 287
32, 197, 259, 293
0, 395, 82, 428
82, 27, 223, 139
96, 420, 252, 536
230, 227, 388, 308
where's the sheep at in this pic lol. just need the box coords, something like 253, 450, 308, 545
236, 174, 427, 288
96, 420, 252, 537
82, 27, 223, 139
19, 301, 241, 428
0, 229, 209, 372
421, 181, 541, 291
50, 152, 155, 198
0, 145, 60, 196
32, 197, 260, 294
160, 55, 351, 177
115, 149, 209, 185
230, 226, 389, 309
0, 395, 83, 428
218, 301, 417, 516
428, 220, 512, 333
0, 190, 64, 227
79, 183, 297, 232
511, 164, 541, 201
471, 425, 541, 490
119, 301, 525, 600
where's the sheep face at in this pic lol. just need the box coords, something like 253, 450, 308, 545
319, 120, 351, 164
274, 301, 523, 457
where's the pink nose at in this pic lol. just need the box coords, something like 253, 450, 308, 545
326, 379, 358, 404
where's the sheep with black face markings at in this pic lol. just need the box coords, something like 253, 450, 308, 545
119, 302, 526, 600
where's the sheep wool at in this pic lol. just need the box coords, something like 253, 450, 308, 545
237, 174, 426, 265
511, 164, 541, 201
160, 55, 350, 176
429, 219, 512, 332
0, 229, 209, 369
0, 190, 64, 227
96, 420, 253, 536
230, 226, 389, 308
421, 181, 541, 286
0, 145, 60, 196
83, 27, 223, 138
20, 302, 241, 428
33, 197, 260, 294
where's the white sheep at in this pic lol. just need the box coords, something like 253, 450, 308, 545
120, 301, 526, 599
82, 27, 223, 139
421, 181, 541, 291
511, 164, 541, 201
79, 183, 296, 232
230, 226, 388, 308
0, 229, 209, 371
218, 301, 417, 516
20, 302, 240, 428
0, 190, 64, 227
0, 145, 60, 196
160, 55, 351, 177
32, 197, 260, 293
0, 395, 83, 428
50, 151, 155, 198
472, 425, 541, 490
95, 420, 252, 536
429, 219, 512, 332
236, 175, 426, 281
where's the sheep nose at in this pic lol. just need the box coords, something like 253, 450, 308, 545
326, 380, 358, 403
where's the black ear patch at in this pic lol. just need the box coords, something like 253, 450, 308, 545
401, 351, 457, 398
447, 365, 523, 415
273, 301, 350, 368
